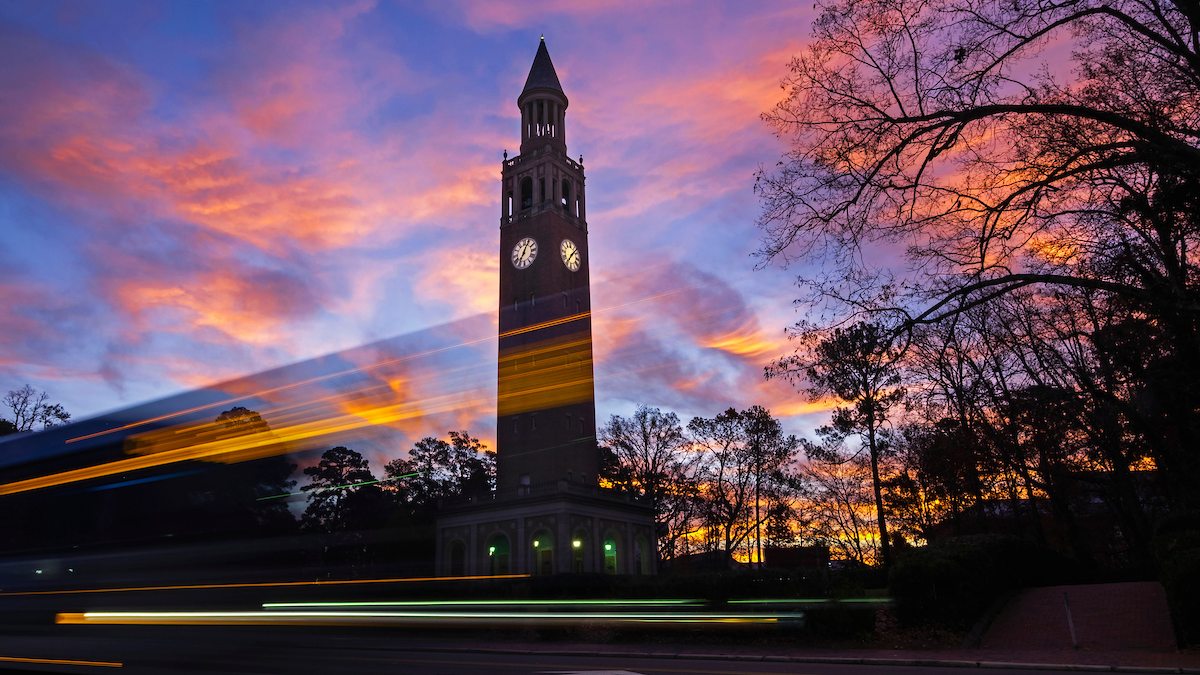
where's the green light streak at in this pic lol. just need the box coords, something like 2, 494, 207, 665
728, 597, 893, 604
263, 599, 704, 609
256, 472, 419, 501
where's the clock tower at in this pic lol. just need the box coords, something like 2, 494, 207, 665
435, 40, 654, 578
496, 37, 598, 494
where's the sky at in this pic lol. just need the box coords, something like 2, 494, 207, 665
0, 0, 832, 469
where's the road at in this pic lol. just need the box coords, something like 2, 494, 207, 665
0, 628, 1099, 674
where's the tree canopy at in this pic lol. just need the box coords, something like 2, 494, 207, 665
384, 430, 494, 513
301, 446, 389, 533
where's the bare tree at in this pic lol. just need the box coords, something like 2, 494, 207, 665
798, 442, 881, 565
689, 407, 799, 564
599, 405, 701, 559
757, 0, 1200, 505
785, 322, 904, 566
3, 384, 70, 432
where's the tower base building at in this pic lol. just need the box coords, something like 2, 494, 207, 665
436, 486, 655, 577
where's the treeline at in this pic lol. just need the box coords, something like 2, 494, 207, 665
598, 405, 798, 567
608, 298, 1196, 575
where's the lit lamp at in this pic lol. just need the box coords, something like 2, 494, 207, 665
488, 546, 496, 556
572, 539, 582, 549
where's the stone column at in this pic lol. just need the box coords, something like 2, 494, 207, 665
516, 517, 527, 575
434, 528, 444, 576
468, 526, 479, 576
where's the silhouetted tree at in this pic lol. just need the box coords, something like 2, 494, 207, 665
689, 406, 798, 563
789, 322, 904, 566
384, 431, 494, 513
600, 405, 703, 559
301, 446, 388, 533
797, 436, 880, 565
3, 384, 70, 431
756, 0, 1200, 508
742, 405, 801, 566
884, 420, 984, 543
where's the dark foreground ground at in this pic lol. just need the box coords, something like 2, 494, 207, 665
0, 620, 1198, 674
1, 577, 1196, 674
2, 627, 1199, 675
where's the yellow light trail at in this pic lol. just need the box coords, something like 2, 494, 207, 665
0, 387, 488, 495
64, 311, 591, 447
57, 610, 783, 626
22, 288, 689, 496
4, 337, 591, 495
61, 283, 683, 447
0, 655, 121, 668
0, 573, 529, 597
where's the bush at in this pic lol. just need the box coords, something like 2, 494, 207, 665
1154, 511, 1200, 647
889, 534, 1072, 630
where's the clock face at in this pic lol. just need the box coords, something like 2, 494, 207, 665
560, 239, 581, 272
511, 237, 538, 269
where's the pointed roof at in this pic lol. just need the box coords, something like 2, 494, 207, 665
521, 37, 564, 98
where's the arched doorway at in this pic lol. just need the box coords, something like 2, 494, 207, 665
449, 540, 466, 577
602, 533, 619, 575
486, 533, 510, 575
531, 530, 555, 575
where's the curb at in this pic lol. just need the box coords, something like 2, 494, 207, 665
432, 645, 1200, 673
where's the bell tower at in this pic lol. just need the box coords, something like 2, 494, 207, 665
435, 40, 654, 578
496, 37, 597, 494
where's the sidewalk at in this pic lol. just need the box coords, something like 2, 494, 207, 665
983, 583, 1177, 653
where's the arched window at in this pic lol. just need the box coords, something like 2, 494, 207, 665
520, 177, 533, 210
449, 540, 466, 577
531, 530, 554, 575
603, 534, 619, 575
487, 533, 510, 575
561, 180, 571, 211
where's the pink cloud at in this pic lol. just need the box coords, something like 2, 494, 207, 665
590, 259, 817, 426
437, 0, 646, 32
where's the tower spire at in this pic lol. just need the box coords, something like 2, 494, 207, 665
521, 38, 565, 98
518, 39, 568, 154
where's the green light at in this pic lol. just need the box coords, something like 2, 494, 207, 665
488, 546, 496, 556
604, 543, 612, 551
